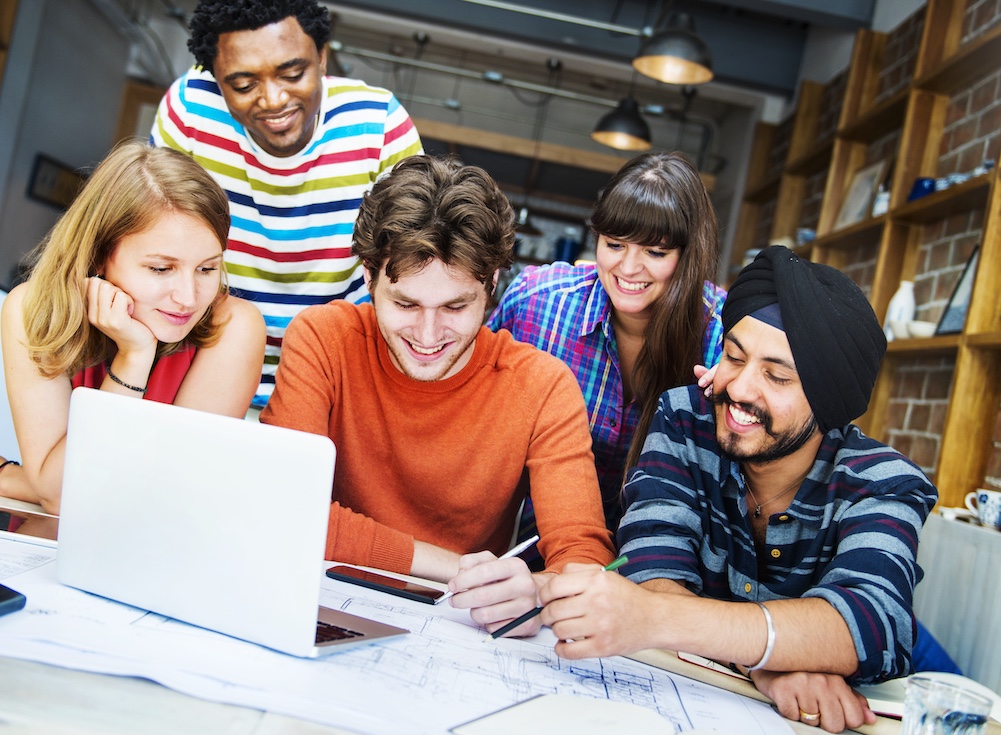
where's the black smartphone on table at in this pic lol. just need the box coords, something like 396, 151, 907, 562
325, 565, 444, 604
0, 583, 26, 617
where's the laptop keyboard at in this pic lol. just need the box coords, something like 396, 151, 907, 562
315, 621, 364, 644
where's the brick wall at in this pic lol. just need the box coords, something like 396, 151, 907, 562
817, 71, 847, 142
765, 116, 794, 180
866, 128, 902, 170
876, 8, 926, 105
883, 356, 956, 475
837, 240, 879, 298
913, 213, 982, 323
752, 198, 776, 250
799, 167, 827, 231
937, 68, 1001, 176
963, 0, 1001, 44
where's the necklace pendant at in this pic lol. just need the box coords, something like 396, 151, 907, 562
754, 505, 761, 518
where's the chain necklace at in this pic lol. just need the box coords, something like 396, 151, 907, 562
745, 479, 801, 519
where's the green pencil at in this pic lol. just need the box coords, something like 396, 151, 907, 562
485, 555, 629, 641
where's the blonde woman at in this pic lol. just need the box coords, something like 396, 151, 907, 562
1, 140, 265, 535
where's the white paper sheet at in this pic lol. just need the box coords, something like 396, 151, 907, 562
0, 536, 793, 735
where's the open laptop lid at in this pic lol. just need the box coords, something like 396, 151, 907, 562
58, 388, 336, 657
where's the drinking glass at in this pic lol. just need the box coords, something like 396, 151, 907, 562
902, 675, 993, 735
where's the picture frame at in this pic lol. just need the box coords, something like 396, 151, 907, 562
27, 154, 86, 210
834, 159, 888, 230
935, 246, 979, 335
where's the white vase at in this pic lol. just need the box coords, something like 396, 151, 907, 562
884, 280, 916, 341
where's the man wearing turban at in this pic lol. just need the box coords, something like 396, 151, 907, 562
538, 246, 938, 733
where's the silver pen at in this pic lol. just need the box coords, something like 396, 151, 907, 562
434, 534, 540, 605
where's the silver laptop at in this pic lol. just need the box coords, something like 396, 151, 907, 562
57, 387, 407, 657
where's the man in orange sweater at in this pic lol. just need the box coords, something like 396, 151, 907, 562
261, 155, 614, 636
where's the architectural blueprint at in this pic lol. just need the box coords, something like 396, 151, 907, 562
0, 534, 792, 734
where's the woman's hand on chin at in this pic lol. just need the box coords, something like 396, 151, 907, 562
87, 276, 157, 356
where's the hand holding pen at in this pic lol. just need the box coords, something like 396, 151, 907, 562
486, 555, 629, 641
437, 534, 540, 605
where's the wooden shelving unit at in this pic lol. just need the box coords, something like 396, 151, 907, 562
731, 1, 1001, 507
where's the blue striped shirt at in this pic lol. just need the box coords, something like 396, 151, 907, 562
487, 262, 725, 529
618, 385, 938, 683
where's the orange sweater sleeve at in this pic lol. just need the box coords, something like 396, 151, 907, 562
524, 363, 616, 572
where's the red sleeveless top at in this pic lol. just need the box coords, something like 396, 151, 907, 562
71, 344, 197, 404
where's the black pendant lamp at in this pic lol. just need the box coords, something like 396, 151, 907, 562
632, 12, 713, 86
591, 97, 651, 151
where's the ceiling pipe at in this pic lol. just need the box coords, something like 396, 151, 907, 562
331, 41, 623, 109
332, 40, 725, 170
454, 0, 641, 35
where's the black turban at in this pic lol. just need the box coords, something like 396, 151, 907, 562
721, 246, 886, 433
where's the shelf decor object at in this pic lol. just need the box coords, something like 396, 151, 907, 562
936, 247, 979, 336
834, 158, 888, 230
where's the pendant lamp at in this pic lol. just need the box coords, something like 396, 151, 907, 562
591, 97, 651, 151
632, 12, 713, 86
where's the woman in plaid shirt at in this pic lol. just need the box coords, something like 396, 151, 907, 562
489, 151, 726, 535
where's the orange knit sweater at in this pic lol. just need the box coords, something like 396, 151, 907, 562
261, 301, 614, 575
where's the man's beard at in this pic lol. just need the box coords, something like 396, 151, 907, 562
712, 390, 819, 464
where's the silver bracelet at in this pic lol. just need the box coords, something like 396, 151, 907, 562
747, 602, 776, 671
106, 366, 148, 394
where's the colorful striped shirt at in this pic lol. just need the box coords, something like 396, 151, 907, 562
487, 262, 726, 530
618, 385, 938, 683
151, 68, 423, 405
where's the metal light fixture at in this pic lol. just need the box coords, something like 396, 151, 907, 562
512, 59, 561, 237
632, 12, 713, 86
591, 97, 651, 151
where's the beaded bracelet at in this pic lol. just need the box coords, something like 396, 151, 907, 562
107, 366, 148, 394
747, 602, 776, 671
0, 459, 19, 474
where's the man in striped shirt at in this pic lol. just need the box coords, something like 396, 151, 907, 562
539, 247, 938, 734
151, 0, 422, 405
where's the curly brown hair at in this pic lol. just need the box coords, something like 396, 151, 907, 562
352, 156, 515, 293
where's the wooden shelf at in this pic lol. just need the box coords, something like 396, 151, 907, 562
838, 89, 909, 142
892, 172, 992, 223
732, 0, 1001, 511
916, 24, 1001, 94
786, 137, 834, 177
964, 332, 1001, 350
886, 334, 961, 356
815, 214, 886, 250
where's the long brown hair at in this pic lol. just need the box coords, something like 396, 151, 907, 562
23, 139, 231, 379
589, 151, 718, 474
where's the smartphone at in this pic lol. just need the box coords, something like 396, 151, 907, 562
0, 583, 26, 617
325, 565, 444, 605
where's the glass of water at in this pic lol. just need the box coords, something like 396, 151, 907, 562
903, 675, 993, 735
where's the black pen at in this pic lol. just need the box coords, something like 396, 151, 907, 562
485, 555, 629, 642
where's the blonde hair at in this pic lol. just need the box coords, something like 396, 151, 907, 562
22, 139, 231, 378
